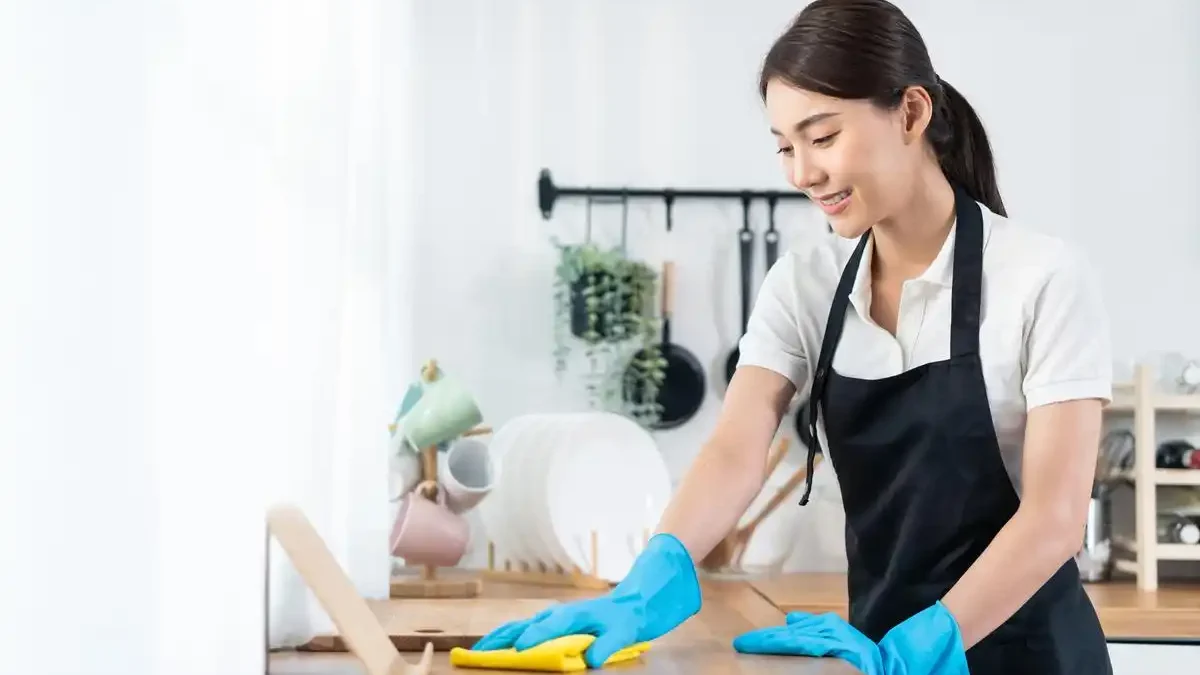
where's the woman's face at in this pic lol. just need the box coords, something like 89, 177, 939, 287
764, 78, 928, 238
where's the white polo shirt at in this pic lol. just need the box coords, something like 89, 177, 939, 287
737, 201, 1113, 495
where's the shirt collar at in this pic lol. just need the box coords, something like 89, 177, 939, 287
846, 208, 983, 316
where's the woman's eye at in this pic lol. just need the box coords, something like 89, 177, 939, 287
776, 146, 793, 156
812, 132, 840, 147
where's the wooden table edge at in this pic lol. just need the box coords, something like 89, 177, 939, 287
749, 576, 1200, 642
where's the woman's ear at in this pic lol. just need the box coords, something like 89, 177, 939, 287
900, 85, 934, 143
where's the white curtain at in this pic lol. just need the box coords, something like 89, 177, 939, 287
0, 1, 415, 673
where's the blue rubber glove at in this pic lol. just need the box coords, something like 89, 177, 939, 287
733, 611, 884, 673
472, 533, 701, 668
732, 601, 968, 675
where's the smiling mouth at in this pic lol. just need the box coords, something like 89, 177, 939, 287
816, 189, 851, 206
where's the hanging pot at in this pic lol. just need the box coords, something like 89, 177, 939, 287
567, 194, 636, 341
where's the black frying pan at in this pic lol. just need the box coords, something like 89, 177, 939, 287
723, 196, 755, 384
625, 200, 706, 429
652, 259, 706, 428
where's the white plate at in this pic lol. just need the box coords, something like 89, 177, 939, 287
522, 414, 579, 570
543, 413, 671, 581
507, 413, 563, 568
477, 413, 542, 565
498, 413, 587, 568
497, 414, 554, 566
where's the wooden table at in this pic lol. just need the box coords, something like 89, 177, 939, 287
269, 578, 861, 674
749, 573, 1200, 642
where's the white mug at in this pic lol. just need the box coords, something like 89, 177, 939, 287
437, 438, 494, 514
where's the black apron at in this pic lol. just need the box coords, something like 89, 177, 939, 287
795, 185, 1112, 674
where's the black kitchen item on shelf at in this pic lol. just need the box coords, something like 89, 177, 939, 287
722, 194, 756, 386
1159, 512, 1200, 545
1101, 429, 1136, 474
1155, 439, 1200, 470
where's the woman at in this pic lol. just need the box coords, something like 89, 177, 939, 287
475, 1, 1113, 673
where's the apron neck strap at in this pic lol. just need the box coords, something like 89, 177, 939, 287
798, 231, 869, 505
948, 185, 985, 358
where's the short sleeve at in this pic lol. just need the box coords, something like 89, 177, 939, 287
736, 252, 811, 397
1021, 247, 1113, 410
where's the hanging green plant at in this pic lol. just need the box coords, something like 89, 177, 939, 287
551, 239, 667, 428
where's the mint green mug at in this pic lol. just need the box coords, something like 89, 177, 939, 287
397, 375, 482, 450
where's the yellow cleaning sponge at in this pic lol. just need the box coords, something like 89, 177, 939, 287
449, 634, 652, 672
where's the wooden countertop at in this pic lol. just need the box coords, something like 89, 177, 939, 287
270, 578, 861, 674
749, 573, 1200, 641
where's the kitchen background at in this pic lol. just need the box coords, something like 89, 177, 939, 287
4, 1, 1198, 674
405, 0, 1200, 573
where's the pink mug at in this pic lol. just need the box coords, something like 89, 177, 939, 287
389, 488, 470, 567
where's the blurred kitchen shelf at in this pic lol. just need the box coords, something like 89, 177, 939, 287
1157, 543, 1200, 561
1111, 538, 1200, 568
1105, 363, 1200, 591
1116, 469, 1200, 486
1109, 385, 1200, 413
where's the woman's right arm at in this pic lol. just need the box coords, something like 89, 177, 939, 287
655, 365, 797, 561
655, 250, 810, 562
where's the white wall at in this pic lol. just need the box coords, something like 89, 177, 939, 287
408, 0, 1200, 568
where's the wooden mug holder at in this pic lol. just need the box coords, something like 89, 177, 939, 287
389, 359, 493, 599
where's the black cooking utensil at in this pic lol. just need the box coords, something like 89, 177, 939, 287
626, 197, 705, 430
764, 195, 779, 269
653, 259, 706, 428
723, 195, 755, 385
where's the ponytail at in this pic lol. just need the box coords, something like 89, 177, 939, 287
933, 78, 1006, 217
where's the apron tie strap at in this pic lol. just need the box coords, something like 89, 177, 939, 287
798, 442, 818, 506
798, 395, 826, 506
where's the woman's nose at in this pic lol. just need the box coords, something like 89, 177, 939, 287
790, 158, 825, 192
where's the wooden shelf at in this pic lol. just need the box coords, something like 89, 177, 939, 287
1116, 469, 1200, 486
1157, 543, 1200, 561
1106, 363, 1200, 591
1109, 386, 1200, 413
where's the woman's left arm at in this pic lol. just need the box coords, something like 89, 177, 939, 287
941, 246, 1112, 649
941, 397, 1103, 647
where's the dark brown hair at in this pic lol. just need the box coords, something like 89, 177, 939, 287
759, 0, 1006, 217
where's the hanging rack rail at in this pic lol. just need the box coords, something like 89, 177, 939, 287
537, 168, 809, 225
